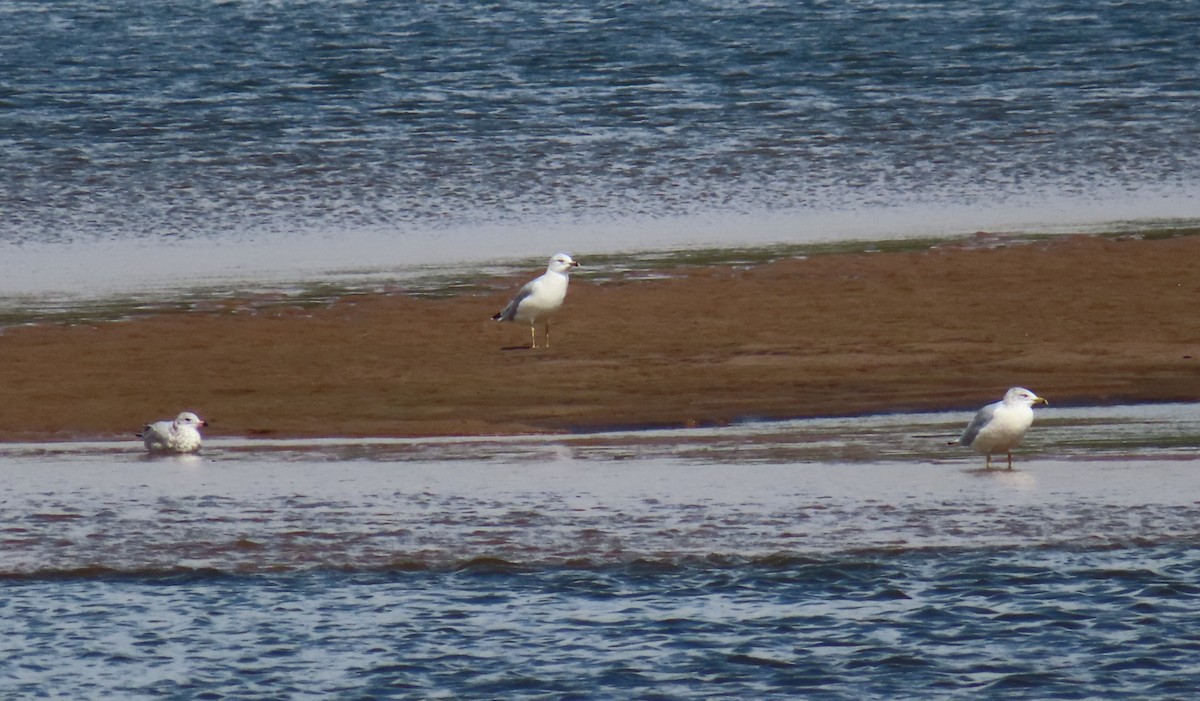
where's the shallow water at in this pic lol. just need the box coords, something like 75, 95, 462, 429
2, 404, 1199, 698
3, 0, 1200, 300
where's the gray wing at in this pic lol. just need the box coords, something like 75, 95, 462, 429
137, 420, 168, 439
957, 403, 996, 446
138, 420, 173, 450
492, 282, 534, 321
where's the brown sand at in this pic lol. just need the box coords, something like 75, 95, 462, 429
0, 234, 1197, 442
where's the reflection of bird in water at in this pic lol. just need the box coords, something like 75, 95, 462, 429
950, 387, 1047, 469
138, 411, 209, 454
492, 253, 580, 349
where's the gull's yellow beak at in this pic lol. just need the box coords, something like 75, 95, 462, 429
1034, 396, 1049, 406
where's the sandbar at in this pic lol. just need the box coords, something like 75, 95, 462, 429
0, 233, 1196, 441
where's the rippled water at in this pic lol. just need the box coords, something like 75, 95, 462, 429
6, 4, 1199, 694
7, 550, 1200, 699
3, 404, 1199, 697
2, 0, 1199, 298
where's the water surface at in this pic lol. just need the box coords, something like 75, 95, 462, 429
2, 0, 1199, 300
3, 404, 1199, 698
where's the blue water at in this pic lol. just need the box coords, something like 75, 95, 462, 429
5, 550, 1200, 699
2, 0, 1199, 297
3, 405, 1200, 698
4, 2, 1200, 694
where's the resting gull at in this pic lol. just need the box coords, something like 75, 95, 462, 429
138, 411, 209, 454
492, 253, 580, 349
950, 387, 1047, 469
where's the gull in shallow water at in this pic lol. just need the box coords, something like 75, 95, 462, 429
491, 253, 580, 349
138, 411, 209, 454
950, 387, 1048, 469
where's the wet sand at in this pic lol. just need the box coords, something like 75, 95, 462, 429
0, 233, 1197, 441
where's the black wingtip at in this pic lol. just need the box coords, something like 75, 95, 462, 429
491, 312, 502, 321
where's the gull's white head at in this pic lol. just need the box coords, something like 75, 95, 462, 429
547, 253, 580, 275
1003, 387, 1048, 407
175, 411, 209, 428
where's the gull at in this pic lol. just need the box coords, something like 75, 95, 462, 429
492, 253, 580, 349
138, 411, 209, 454
950, 387, 1048, 469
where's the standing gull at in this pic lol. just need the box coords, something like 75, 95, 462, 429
492, 253, 580, 349
950, 387, 1047, 469
138, 411, 209, 454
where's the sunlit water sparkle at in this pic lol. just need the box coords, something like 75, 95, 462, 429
2, 0, 1200, 301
